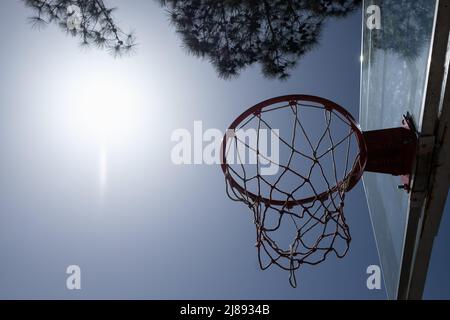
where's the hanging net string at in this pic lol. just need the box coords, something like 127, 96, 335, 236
222, 97, 364, 287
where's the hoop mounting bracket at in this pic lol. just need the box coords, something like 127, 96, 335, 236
362, 115, 418, 192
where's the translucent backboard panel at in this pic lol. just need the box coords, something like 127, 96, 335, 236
360, 0, 437, 299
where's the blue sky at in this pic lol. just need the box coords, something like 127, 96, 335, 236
0, 0, 448, 299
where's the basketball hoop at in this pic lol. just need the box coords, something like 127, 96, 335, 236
220, 95, 417, 287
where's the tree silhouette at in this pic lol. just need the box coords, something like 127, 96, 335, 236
159, 0, 361, 79
23, 0, 136, 57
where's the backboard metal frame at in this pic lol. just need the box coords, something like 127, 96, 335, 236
361, 0, 450, 300
397, 0, 450, 299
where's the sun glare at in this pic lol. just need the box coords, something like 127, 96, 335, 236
69, 75, 141, 145
65, 72, 144, 199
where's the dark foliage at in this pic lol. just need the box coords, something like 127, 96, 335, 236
369, 0, 436, 60
159, 0, 361, 79
23, 0, 136, 57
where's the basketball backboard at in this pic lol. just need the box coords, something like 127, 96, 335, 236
360, 0, 450, 299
